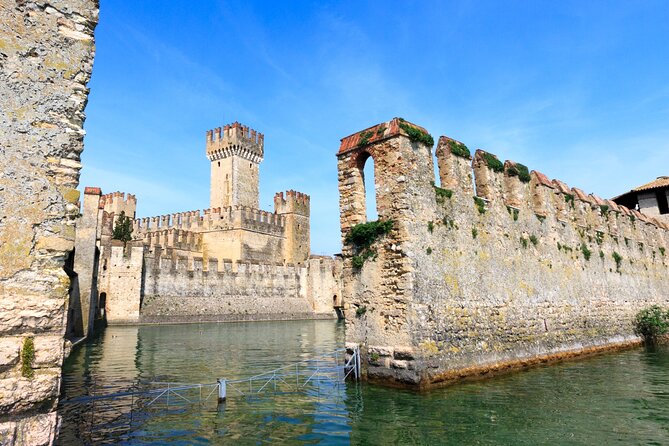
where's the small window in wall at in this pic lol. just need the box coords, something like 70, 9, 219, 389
249, 163, 252, 168
656, 190, 669, 215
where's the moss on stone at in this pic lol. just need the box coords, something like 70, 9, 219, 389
398, 121, 434, 146
481, 152, 504, 173
473, 196, 486, 214
448, 140, 470, 158
507, 163, 531, 183
21, 337, 35, 379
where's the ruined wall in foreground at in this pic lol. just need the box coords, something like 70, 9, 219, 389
0, 1, 98, 444
338, 118, 669, 388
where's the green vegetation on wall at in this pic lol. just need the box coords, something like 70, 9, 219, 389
507, 163, 531, 183
474, 196, 486, 214
613, 251, 623, 272
345, 219, 393, 270
581, 243, 592, 261
398, 119, 434, 146
448, 140, 471, 158
434, 185, 453, 204
634, 306, 669, 343
481, 152, 504, 173
21, 337, 35, 379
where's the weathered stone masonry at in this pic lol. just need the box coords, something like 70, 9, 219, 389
338, 118, 669, 388
0, 1, 97, 444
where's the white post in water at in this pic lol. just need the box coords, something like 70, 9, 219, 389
217, 379, 226, 403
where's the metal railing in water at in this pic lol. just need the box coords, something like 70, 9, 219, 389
59, 346, 361, 440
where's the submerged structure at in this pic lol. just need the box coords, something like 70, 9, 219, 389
338, 118, 669, 388
67, 122, 338, 338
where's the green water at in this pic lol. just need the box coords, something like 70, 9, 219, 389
58, 320, 669, 445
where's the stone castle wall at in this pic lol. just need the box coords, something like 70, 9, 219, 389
0, 1, 98, 443
138, 251, 337, 323
338, 118, 669, 388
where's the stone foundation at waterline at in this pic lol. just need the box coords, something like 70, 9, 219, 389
337, 118, 669, 388
0, 1, 98, 444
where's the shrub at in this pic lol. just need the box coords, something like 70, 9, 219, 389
599, 205, 609, 217
21, 337, 35, 379
434, 186, 453, 203
481, 152, 504, 173
599, 250, 604, 260
634, 306, 669, 343
595, 231, 604, 245
427, 221, 434, 233
448, 140, 471, 158
529, 235, 539, 246
612, 251, 623, 272
473, 197, 486, 214
472, 228, 478, 239
356, 306, 367, 317
345, 220, 393, 250
370, 351, 380, 362
426, 247, 433, 255
507, 163, 531, 183
376, 125, 386, 136
507, 206, 519, 221
346, 220, 393, 270
564, 194, 575, 208
581, 243, 592, 261
520, 237, 529, 249
660, 247, 666, 257
398, 120, 434, 146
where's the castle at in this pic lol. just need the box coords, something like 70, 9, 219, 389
66, 122, 338, 339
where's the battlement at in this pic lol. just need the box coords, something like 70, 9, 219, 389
274, 190, 310, 216
140, 228, 202, 253
206, 121, 264, 162
435, 140, 669, 235
133, 205, 287, 235
99, 190, 137, 219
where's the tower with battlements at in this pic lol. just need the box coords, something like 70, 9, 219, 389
206, 122, 264, 209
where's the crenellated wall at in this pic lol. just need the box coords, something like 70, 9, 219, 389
137, 250, 336, 324
338, 118, 669, 388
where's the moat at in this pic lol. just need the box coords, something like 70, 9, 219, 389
58, 320, 669, 445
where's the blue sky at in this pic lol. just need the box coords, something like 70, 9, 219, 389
81, 0, 669, 255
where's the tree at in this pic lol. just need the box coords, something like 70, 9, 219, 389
112, 211, 133, 246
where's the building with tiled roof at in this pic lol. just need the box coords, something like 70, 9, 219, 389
613, 176, 669, 223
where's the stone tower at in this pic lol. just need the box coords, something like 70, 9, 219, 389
206, 122, 264, 209
274, 190, 311, 263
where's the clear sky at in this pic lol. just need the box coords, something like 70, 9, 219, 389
81, 0, 669, 255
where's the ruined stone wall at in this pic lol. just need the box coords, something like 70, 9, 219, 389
0, 1, 97, 443
338, 118, 669, 388
139, 254, 336, 323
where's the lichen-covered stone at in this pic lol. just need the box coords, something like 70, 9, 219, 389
0, 0, 98, 444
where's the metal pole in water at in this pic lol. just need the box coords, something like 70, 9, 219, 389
217, 379, 226, 403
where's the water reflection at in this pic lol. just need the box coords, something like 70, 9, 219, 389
58, 320, 669, 445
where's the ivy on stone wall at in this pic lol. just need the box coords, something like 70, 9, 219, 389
345, 219, 393, 270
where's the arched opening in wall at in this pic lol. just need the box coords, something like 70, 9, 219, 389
361, 153, 378, 221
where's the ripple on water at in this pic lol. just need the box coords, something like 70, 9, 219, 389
58, 321, 669, 445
